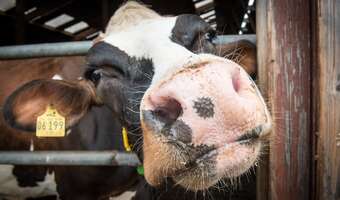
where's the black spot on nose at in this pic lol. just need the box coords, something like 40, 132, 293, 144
142, 109, 192, 143
162, 120, 192, 143
193, 97, 214, 119
185, 144, 216, 168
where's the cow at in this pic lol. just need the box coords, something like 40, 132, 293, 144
0, 1, 271, 200
0, 57, 140, 200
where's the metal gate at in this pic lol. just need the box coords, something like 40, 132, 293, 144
0, 34, 255, 167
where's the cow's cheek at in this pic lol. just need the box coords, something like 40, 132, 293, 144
142, 121, 184, 186
215, 141, 261, 178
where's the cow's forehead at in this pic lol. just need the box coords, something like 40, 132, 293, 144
103, 16, 178, 58
102, 16, 196, 83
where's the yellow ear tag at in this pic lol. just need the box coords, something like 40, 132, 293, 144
122, 127, 132, 152
36, 105, 65, 137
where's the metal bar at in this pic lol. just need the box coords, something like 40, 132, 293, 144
0, 35, 256, 59
0, 151, 141, 166
214, 34, 256, 44
0, 41, 93, 59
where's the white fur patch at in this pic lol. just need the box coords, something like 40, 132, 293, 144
103, 17, 197, 85
52, 74, 63, 80
0, 165, 58, 199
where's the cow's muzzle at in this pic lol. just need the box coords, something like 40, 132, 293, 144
140, 57, 271, 190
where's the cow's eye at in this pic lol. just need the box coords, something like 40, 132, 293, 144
204, 30, 216, 43
86, 64, 125, 81
90, 70, 102, 83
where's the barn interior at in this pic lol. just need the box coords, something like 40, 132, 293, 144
0, 0, 258, 199
0, 0, 255, 45
0, 0, 336, 199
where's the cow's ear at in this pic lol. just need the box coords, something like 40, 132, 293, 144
3, 79, 100, 132
216, 40, 257, 77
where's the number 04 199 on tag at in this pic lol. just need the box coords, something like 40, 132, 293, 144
36, 105, 65, 137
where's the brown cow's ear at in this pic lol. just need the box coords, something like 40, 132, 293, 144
3, 79, 100, 132
215, 40, 257, 77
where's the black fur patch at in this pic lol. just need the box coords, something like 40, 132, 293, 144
86, 42, 154, 130
86, 42, 154, 82
13, 166, 48, 187
171, 14, 216, 53
26, 195, 58, 200
133, 172, 257, 200
193, 97, 215, 118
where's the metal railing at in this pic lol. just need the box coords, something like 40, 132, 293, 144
0, 151, 141, 166
0, 34, 256, 59
0, 41, 92, 59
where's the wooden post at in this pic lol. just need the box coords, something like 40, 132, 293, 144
256, 0, 312, 199
256, 1, 270, 199
314, 0, 340, 199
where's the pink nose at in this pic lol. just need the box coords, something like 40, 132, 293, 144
141, 60, 258, 146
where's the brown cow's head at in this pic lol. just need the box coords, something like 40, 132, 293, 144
3, 2, 271, 191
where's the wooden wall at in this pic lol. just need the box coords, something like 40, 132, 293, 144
256, 0, 340, 199
256, 0, 312, 199
314, 0, 340, 199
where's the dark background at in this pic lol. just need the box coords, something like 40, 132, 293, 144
0, 0, 255, 45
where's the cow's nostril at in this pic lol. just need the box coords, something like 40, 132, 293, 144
232, 68, 241, 93
153, 98, 182, 125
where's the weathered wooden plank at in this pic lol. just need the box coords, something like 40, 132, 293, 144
256, 0, 312, 199
314, 0, 340, 199
310, 1, 318, 199
256, 1, 270, 200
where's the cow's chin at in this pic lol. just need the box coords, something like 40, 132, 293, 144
142, 127, 262, 191
172, 141, 262, 191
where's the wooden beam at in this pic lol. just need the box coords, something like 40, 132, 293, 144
314, 0, 340, 199
256, 0, 312, 199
